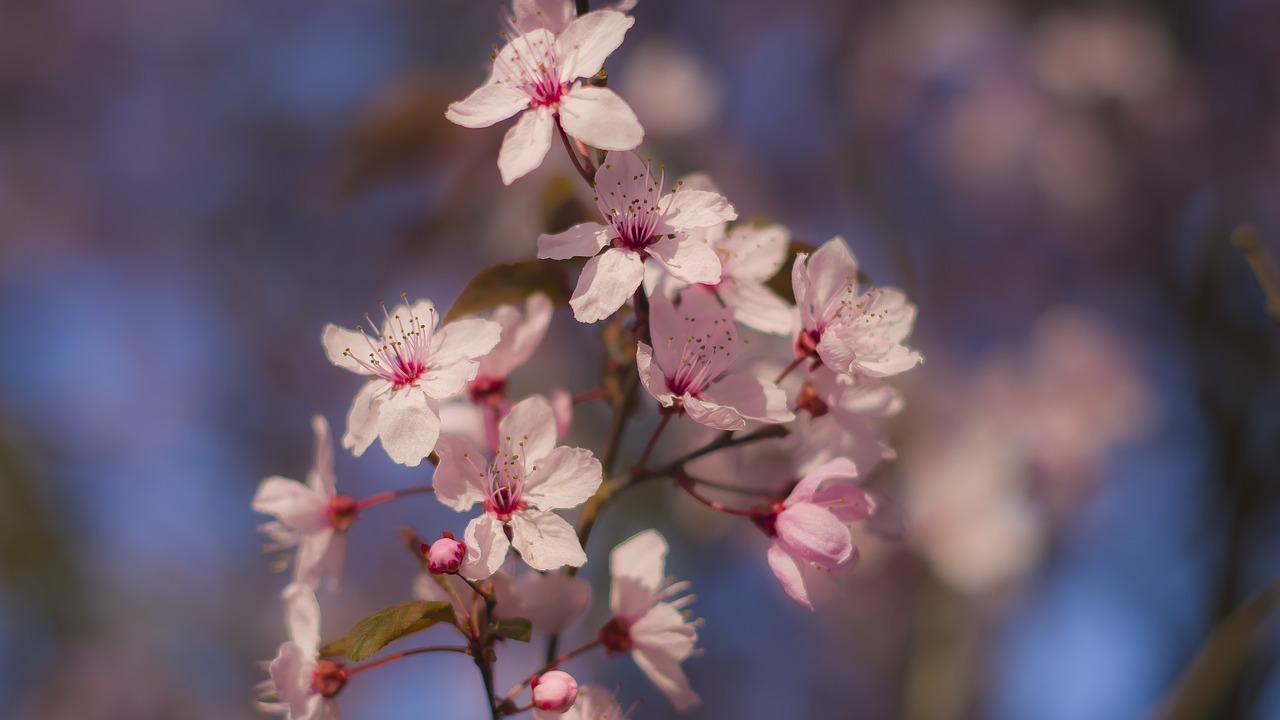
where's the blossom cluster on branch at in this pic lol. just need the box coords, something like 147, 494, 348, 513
252, 0, 921, 717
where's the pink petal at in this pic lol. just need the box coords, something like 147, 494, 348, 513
555, 10, 634, 82
343, 380, 386, 457
549, 387, 573, 441
432, 434, 491, 511
631, 641, 701, 711
806, 238, 860, 322
816, 327, 859, 375
253, 477, 327, 532
374, 388, 440, 467
295, 530, 344, 592
267, 641, 312, 714
498, 394, 558, 465
431, 317, 504, 366
788, 457, 860, 504
282, 582, 321, 655
462, 514, 511, 580
508, 510, 586, 571
701, 372, 794, 424
791, 251, 815, 329
445, 82, 530, 128
609, 529, 669, 612
491, 29, 557, 86
810, 484, 877, 524
717, 279, 795, 335
480, 293, 554, 378
775, 503, 853, 567
645, 234, 722, 285
636, 342, 677, 407
306, 415, 336, 497
558, 86, 643, 151
657, 189, 737, 229
522, 446, 602, 511
568, 247, 644, 323
498, 107, 555, 185
437, 401, 488, 452
682, 394, 746, 431
321, 324, 372, 374
513, 0, 575, 33
502, 572, 592, 635
537, 222, 612, 260
766, 541, 815, 610
630, 603, 697, 660
719, 223, 789, 281
643, 291, 683, 373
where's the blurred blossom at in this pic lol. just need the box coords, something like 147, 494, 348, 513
1032, 10, 1176, 106
617, 39, 722, 139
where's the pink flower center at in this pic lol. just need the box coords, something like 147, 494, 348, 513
468, 376, 507, 406
480, 440, 532, 523
342, 301, 435, 389
326, 494, 360, 531
597, 161, 679, 252
493, 31, 566, 109
661, 314, 737, 398
598, 616, 633, 654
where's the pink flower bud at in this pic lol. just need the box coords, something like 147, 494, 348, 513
426, 532, 466, 574
531, 670, 578, 713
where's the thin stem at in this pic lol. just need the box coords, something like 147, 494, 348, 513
357, 485, 435, 510
344, 645, 470, 676
439, 574, 474, 631
556, 116, 596, 186
573, 388, 611, 405
774, 355, 807, 385
630, 413, 672, 480
507, 639, 604, 702
641, 423, 791, 481
477, 651, 500, 720
688, 475, 780, 496
677, 470, 762, 517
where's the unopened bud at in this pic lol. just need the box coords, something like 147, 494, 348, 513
425, 532, 466, 574
531, 669, 578, 713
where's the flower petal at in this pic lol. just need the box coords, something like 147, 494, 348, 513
701, 372, 794, 424
522, 446, 602, 510
253, 477, 328, 533
445, 82, 530, 128
788, 457, 860, 505
609, 529, 668, 609
558, 86, 644, 151
462, 514, 511, 580
509, 510, 587, 571
767, 540, 816, 610
306, 414, 337, 496
682, 394, 746, 431
343, 380, 385, 457
555, 10, 634, 83
498, 394, 558, 465
631, 637, 701, 710
636, 342, 677, 407
480, 293, 554, 378
432, 434, 491, 511
322, 324, 373, 374
569, 247, 644, 323
657, 189, 737, 229
719, 223, 789, 280
498, 107, 555, 185
267, 641, 313, 715
375, 388, 440, 467
646, 234, 722, 286
282, 582, 321, 655
507, 572, 592, 635
431, 317, 504, 365
717, 279, 795, 335
775, 502, 853, 567
538, 222, 612, 260
295, 530, 344, 592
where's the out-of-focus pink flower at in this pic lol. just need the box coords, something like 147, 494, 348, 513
531, 670, 579, 713
538, 152, 735, 323
253, 415, 351, 592
599, 530, 700, 711
433, 395, 601, 577
322, 299, 501, 467
637, 291, 792, 431
446, 11, 643, 184
513, 0, 637, 35
257, 584, 344, 720
760, 458, 874, 610
792, 238, 921, 378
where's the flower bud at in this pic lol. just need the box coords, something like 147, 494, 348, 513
531, 669, 578, 713
425, 532, 466, 574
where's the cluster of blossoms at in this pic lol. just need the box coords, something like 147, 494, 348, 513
253, 0, 921, 717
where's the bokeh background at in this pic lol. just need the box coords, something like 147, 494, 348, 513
2, 0, 1279, 717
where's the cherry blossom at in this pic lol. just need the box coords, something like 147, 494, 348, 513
536, 685, 630, 720
599, 530, 700, 711
253, 415, 351, 592
792, 238, 922, 378
637, 291, 792, 431
757, 458, 874, 609
793, 367, 902, 475
433, 394, 602, 577
446, 11, 643, 185
258, 584, 344, 720
538, 152, 735, 323
322, 298, 501, 467
513, 0, 637, 35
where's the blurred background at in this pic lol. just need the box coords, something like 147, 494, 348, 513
1, 0, 1279, 717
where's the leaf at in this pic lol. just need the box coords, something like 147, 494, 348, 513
443, 259, 574, 324
1154, 580, 1280, 720
322, 600, 456, 662
491, 617, 532, 643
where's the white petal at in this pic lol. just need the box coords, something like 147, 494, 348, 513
788, 457, 860, 504
509, 573, 592, 635
481, 293, 554, 378
306, 415, 336, 496
431, 317, 504, 365
636, 342, 677, 407
322, 324, 373, 374
267, 642, 313, 715
701, 372, 794, 424
630, 603, 697, 660
295, 530, 345, 592
445, 82, 530, 128
806, 237, 860, 322
555, 10, 635, 82
792, 251, 815, 329
432, 434, 491, 511
775, 503, 854, 567
522, 446, 602, 510
718, 279, 795, 335
462, 514, 510, 580
437, 401, 488, 451
657, 189, 737, 229
343, 380, 385, 457
609, 529, 668, 610
537, 222, 612, 260
767, 541, 815, 610
681, 394, 746, 431
375, 388, 440, 467
569, 247, 644, 323
632, 642, 701, 710
509, 510, 586, 571
513, 0, 575, 34
498, 107, 555, 185
719, 223, 789, 280
558, 86, 644, 151
646, 235, 721, 286
498, 394, 558, 465
282, 582, 321, 654
253, 477, 328, 533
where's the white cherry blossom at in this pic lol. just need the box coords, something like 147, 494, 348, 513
433, 394, 602, 578
322, 298, 501, 467
446, 11, 643, 184
513, 0, 637, 35
600, 530, 700, 711
538, 152, 735, 323
637, 291, 792, 431
257, 584, 344, 720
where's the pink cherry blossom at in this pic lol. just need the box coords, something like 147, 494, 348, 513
792, 237, 922, 378
536, 684, 630, 720
322, 298, 501, 467
792, 366, 902, 475
257, 584, 344, 720
599, 530, 700, 711
532, 670, 579, 712
637, 291, 792, 431
759, 458, 874, 610
513, 0, 637, 35
446, 11, 644, 185
538, 152, 735, 323
433, 394, 602, 577
253, 415, 351, 592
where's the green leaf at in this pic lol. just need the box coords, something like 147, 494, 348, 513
490, 617, 532, 643
442, 259, 573, 324
324, 600, 456, 662
1154, 580, 1280, 720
